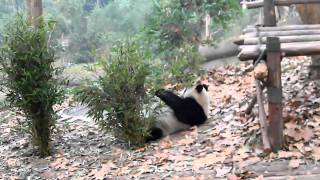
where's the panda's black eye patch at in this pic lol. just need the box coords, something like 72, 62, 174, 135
195, 84, 203, 93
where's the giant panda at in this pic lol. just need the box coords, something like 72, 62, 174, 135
146, 83, 210, 142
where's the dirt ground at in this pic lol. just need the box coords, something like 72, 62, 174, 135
1, 57, 320, 179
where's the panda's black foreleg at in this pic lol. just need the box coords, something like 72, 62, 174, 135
155, 90, 182, 111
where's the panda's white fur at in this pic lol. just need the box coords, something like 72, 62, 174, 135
183, 85, 210, 117
146, 84, 210, 142
154, 108, 191, 136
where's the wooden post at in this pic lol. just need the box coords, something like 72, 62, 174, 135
264, 0, 276, 26
255, 80, 271, 152
264, 0, 283, 152
266, 37, 283, 151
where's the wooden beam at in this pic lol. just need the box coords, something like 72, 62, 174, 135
238, 41, 320, 60
243, 0, 320, 9
245, 29, 320, 37
266, 37, 283, 152
244, 24, 320, 33
234, 35, 320, 45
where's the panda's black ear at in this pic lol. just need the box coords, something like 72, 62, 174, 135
203, 84, 209, 91
195, 84, 203, 93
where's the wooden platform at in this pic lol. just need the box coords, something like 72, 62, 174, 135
245, 160, 320, 180
235, 0, 320, 152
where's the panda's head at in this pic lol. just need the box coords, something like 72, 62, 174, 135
184, 83, 210, 116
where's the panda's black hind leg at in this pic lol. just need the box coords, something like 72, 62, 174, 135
146, 127, 164, 142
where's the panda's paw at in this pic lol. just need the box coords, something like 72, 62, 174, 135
146, 127, 164, 143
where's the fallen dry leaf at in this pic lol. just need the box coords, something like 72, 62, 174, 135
6, 158, 17, 167
294, 143, 305, 153
159, 137, 173, 149
223, 95, 232, 105
177, 136, 195, 145
50, 157, 69, 170
172, 161, 188, 172
41, 171, 55, 179
300, 128, 314, 142
288, 176, 296, 180
173, 176, 205, 180
116, 166, 131, 176
89, 161, 117, 180
227, 174, 241, 180
278, 151, 302, 159
289, 159, 302, 169
169, 155, 192, 162
189, 126, 199, 137
304, 146, 312, 152
233, 147, 250, 162
193, 154, 225, 170
239, 156, 260, 168
223, 147, 235, 156
154, 153, 169, 165
285, 121, 298, 129
135, 147, 146, 152
255, 175, 264, 180
215, 166, 232, 178
313, 115, 320, 122
285, 128, 302, 141
312, 147, 320, 160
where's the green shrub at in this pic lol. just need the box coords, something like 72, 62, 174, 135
0, 15, 65, 157
163, 43, 204, 87
76, 39, 158, 147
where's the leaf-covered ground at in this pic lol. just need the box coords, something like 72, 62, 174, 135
1, 57, 320, 179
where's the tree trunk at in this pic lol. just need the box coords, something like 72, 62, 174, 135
296, 4, 320, 80
26, 0, 43, 26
